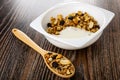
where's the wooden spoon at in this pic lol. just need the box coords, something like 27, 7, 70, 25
12, 28, 75, 78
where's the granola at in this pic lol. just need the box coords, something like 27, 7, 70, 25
46, 11, 100, 35
44, 52, 74, 75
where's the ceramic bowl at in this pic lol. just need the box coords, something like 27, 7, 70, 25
30, 2, 115, 50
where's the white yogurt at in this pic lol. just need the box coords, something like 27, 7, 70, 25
54, 27, 93, 39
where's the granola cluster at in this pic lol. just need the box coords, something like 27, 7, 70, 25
46, 11, 100, 35
44, 52, 74, 75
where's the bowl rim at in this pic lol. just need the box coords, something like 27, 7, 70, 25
30, 2, 115, 47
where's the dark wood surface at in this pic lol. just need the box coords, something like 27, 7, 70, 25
0, 0, 120, 80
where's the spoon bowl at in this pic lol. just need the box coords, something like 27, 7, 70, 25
12, 28, 75, 78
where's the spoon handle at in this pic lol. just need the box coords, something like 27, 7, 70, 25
12, 28, 46, 56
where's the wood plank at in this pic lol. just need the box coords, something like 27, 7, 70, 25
0, 0, 120, 80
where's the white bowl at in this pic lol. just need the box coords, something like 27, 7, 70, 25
30, 2, 115, 50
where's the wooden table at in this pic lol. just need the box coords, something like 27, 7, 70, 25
0, 0, 120, 80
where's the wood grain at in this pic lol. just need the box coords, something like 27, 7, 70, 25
0, 0, 120, 80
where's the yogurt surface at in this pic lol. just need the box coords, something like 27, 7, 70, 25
54, 27, 93, 39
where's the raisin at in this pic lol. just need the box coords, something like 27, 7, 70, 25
60, 20, 65, 25
48, 52, 52, 55
75, 13, 78, 16
68, 16, 74, 20
52, 62, 59, 68
81, 13, 84, 16
47, 23, 52, 27
52, 55, 57, 59
94, 25, 100, 29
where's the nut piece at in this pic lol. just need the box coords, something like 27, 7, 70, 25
66, 70, 71, 75
57, 14, 63, 20
57, 26, 62, 31
89, 21, 94, 29
48, 58, 52, 61
73, 18, 78, 24
55, 31, 60, 35
77, 11, 82, 15
60, 59, 71, 65
56, 54, 63, 59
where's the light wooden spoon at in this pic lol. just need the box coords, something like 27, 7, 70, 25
12, 28, 75, 78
